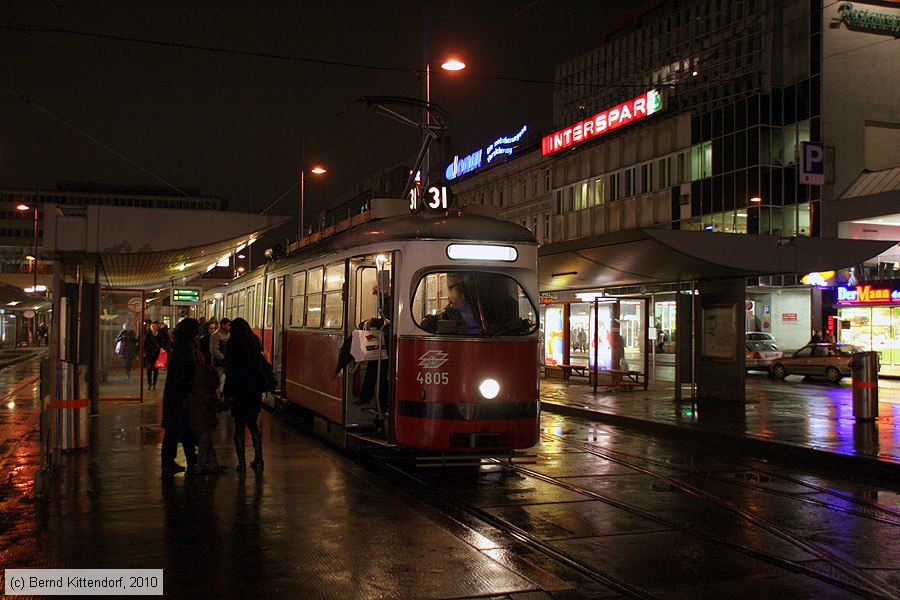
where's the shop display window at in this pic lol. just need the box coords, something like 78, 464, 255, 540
542, 305, 564, 366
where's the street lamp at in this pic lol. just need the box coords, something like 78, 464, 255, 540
16, 203, 38, 292
422, 56, 466, 190
300, 165, 327, 240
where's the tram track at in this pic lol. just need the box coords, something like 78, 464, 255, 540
534, 431, 898, 599
375, 458, 660, 600
546, 430, 900, 525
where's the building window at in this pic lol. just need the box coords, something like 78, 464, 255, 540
594, 177, 605, 204
544, 213, 550, 240
610, 173, 619, 200
658, 158, 668, 188
556, 190, 563, 214
690, 142, 712, 180
545, 170, 551, 192
532, 175, 538, 196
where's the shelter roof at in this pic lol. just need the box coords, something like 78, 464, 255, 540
44, 205, 289, 289
538, 228, 895, 292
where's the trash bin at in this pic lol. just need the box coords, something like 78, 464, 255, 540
849, 351, 879, 420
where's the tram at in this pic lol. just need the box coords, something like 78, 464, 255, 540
203, 199, 541, 453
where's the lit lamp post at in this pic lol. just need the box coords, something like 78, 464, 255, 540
300, 165, 327, 240
16, 203, 39, 346
421, 57, 465, 191
16, 203, 38, 292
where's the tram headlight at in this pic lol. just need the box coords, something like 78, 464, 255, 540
479, 378, 500, 400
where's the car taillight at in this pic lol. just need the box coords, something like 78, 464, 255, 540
750, 351, 761, 359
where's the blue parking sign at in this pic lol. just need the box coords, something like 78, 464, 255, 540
801, 141, 825, 185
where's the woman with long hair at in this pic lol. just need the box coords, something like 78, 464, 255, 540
223, 317, 265, 471
160, 318, 199, 474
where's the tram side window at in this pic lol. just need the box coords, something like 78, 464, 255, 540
227, 292, 236, 319
323, 262, 344, 329
247, 287, 255, 328
290, 270, 306, 327
237, 288, 247, 319
265, 279, 275, 328
255, 283, 262, 327
411, 271, 537, 336
305, 266, 324, 328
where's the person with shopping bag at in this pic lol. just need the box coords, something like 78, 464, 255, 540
143, 321, 169, 391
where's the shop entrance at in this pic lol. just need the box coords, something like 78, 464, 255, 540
838, 305, 900, 376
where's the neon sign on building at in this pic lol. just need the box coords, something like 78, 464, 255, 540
445, 125, 528, 181
542, 90, 664, 156
837, 285, 900, 304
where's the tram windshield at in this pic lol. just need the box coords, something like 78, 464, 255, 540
411, 271, 538, 336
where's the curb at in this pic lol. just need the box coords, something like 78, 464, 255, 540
541, 400, 900, 482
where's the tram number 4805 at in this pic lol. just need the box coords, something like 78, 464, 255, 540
417, 372, 449, 385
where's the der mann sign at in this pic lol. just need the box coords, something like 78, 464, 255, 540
542, 90, 664, 156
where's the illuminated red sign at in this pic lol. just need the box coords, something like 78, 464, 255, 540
542, 90, 664, 156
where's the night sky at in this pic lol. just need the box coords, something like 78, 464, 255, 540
1, 1, 653, 224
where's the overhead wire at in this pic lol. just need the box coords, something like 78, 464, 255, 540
0, 80, 205, 203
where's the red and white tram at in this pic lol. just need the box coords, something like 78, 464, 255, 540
203, 200, 540, 453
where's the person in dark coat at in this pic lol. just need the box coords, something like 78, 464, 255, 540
160, 318, 199, 475
115, 323, 139, 380
143, 322, 167, 391
185, 339, 226, 474
198, 319, 218, 367
223, 317, 265, 471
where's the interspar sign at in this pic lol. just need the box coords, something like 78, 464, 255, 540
542, 90, 663, 156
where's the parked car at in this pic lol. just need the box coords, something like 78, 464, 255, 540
771, 343, 865, 383
747, 332, 777, 344
746, 341, 783, 371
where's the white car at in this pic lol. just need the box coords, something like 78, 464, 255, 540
747, 332, 777, 344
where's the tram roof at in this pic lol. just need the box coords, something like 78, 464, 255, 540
282, 212, 537, 263
538, 228, 896, 292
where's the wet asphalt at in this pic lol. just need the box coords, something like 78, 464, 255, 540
1, 354, 898, 599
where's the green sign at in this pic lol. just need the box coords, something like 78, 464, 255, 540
830, 3, 900, 36
171, 287, 201, 305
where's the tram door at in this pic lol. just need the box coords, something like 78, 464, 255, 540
268, 275, 286, 379
343, 253, 394, 432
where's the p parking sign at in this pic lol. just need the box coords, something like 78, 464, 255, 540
801, 141, 825, 185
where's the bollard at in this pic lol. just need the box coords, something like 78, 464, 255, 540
849, 351, 879, 420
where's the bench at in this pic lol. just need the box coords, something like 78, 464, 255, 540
595, 369, 646, 391
558, 364, 590, 381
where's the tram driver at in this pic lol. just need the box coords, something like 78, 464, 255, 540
441, 282, 480, 335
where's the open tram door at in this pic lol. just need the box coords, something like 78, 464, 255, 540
343, 252, 395, 442
266, 275, 287, 387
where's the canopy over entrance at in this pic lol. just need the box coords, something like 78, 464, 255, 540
538, 228, 896, 292
44, 205, 289, 289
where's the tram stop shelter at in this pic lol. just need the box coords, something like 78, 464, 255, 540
35, 203, 288, 493
538, 228, 895, 401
